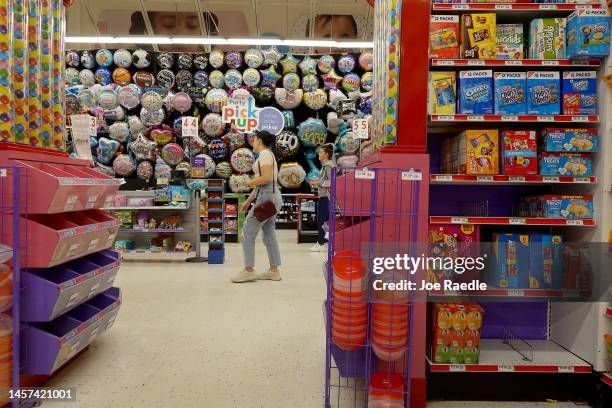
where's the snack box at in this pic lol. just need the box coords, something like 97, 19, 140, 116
428, 224, 481, 283
429, 303, 484, 364
541, 128, 598, 153
116, 211, 134, 229
566, 8, 611, 59
457, 129, 499, 175
459, 70, 494, 114
540, 194, 593, 219
529, 233, 563, 289
489, 233, 530, 289
430, 15, 460, 59
496, 24, 524, 59
501, 130, 537, 175
527, 71, 561, 115
529, 18, 566, 60
562, 71, 597, 115
539, 152, 592, 176
494, 72, 527, 114
428, 71, 456, 115
460, 13, 497, 59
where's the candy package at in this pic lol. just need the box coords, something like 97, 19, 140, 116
460, 13, 496, 59
430, 15, 460, 59
428, 71, 456, 114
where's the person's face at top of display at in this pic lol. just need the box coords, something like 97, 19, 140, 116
318, 148, 329, 162
151, 12, 201, 52
314, 15, 357, 54
252, 137, 263, 153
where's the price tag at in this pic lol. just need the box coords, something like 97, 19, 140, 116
449, 364, 466, 372
567, 220, 584, 226
477, 176, 493, 182
87, 238, 99, 252
509, 218, 526, 225
355, 169, 375, 180
542, 59, 559, 65
352, 118, 370, 140
495, 4, 512, 10
537, 116, 554, 122
436, 60, 454, 66
437, 115, 455, 121
501, 115, 518, 121
509, 176, 525, 183
467, 115, 484, 121
539, 4, 556, 10
558, 366, 575, 373
89, 116, 97, 136
468, 60, 485, 66
450, 217, 468, 224
573, 177, 590, 183
504, 60, 521, 66
181, 116, 199, 138
543, 176, 560, 183
507, 289, 525, 297
435, 175, 453, 182
452, 4, 469, 10
498, 365, 515, 372
571, 116, 589, 122
0, 169, 6, 177
402, 170, 422, 181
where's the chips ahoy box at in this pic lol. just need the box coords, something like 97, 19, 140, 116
428, 71, 456, 114
541, 128, 598, 153
566, 8, 611, 59
539, 152, 593, 176
430, 15, 460, 59
459, 70, 494, 114
540, 195, 594, 219
562, 71, 597, 115
529, 234, 563, 289
527, 71, 560, 115
494, 72, 527, 114
489, 233, 530, 289
501, 130, 537, 175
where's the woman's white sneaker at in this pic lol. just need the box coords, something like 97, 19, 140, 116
231, 269, 257, 283
257, 269, 282, 281
309, 243, 327, 252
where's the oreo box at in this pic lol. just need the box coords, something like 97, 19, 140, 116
541, 128, 598, 153
566, 8, 611, 59
527, 71, 561, 115
540, 195, 593, 219
459, 70, 494, 114
494, 72, 527, 114
539, 152, 593, 176
562, 71, 597, 115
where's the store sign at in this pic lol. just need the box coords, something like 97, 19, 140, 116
222, 95, 284, 135
352, 118, 369, 140
69, 114, 96, 161
181, 116, 199, 138
256, 106, 284, 135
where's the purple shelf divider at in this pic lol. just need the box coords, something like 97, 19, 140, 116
479, 302, 549, 341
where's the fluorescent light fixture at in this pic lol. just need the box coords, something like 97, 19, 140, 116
65, 36, 115, 43
338, 41, 375, 49
171, 37, 227, 45
281, 39, 337, 47
114, 36, 172, 44
227, 38, 283, 46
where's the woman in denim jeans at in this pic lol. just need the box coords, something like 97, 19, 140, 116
232, 131, 283, 283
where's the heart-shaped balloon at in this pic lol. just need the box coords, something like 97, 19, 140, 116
151, 128, 174, 146
129, 134, 157, 161
96, 137, 120, 165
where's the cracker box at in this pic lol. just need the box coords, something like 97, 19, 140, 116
501, 130, 537, 175
540, 195, 593, 219
459, 70, 494, 114
457, 129, 499, 175
460, 13, 497, 59
430, 15, 460, 59
539, 152, 592, 176
494, 72, 527, 114
566, 9, 611, 59
529, 234, 563, 289
428, 71, 456, 114
490, 233, 530, 289
541, 128, 598, 153
428, 224, 481, 284
529, 18, 566, 60
562, 71, 597, 115
526, 71, 561, 115
496, 24, 524, 59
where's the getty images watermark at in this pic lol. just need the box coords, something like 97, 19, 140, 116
371, 254, 488, 292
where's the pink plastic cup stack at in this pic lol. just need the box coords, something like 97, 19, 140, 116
371, 302, 409, 362
368, 372, 405, 408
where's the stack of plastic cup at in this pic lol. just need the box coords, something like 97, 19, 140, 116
368, 372, 405, 408
331, 250, 366, 351
371, 302, 409, 362
0, 313, 12, 405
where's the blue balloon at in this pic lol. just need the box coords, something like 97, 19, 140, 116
95, 67, 112, 85
304, 149, 321, 185
282, 110, 295, 129
297, 118, 327, 148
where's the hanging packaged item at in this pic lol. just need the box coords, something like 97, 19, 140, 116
430, 15, 460, 59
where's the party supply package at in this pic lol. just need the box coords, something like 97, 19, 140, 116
430, 15, 460, 59
494, 72, 527, 114
526, 71, 561, 115
541, 128, 598, 153
539, 152, 593, 176
566, 8, 611, 59
460, 13, 497, 59
529, 18, 566, 60
428, 71, 457, 114
458, 70, 494, 114
501, 130, 537, 175
496, 24, 524, 59
562, 71, 597, 115
457, 129, 499, 175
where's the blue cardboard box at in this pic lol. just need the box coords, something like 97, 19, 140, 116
539, 152, 592, 176
490, 234, 530, 289
494, 72, 527, 114
527, 71, 561, 115
541, 128, 598, 153
566, 8, 611, 59
541, 195, 594, 219
459, 70, 494, 114
529, 234, 563, 289
562, 71, 597, 115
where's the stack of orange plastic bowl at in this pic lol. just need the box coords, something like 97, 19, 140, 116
331, 251, 366, 351
0, 314, 12, 405
0, 265, 11, 313
371, 302, 409, 362
368, 372, 405, 408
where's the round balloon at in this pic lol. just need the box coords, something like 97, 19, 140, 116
98, 88, 119, 109
336, 131, 360, 154
94, 67, 112, 85
359, 53, 374, 71
215, 161, 233, 179
109, 122, 130, 143
209, 50, 225, 68
274, 88, 303, 110
194, 54, 208, 70
95, 49, 113, 67
78, 88, 96, 111
241, 68, 260, 87
157, 52, 174, 69
202, 113, 226, 137
133, 71, 155, 87
302, 74, 319, 92
172, 92, 192, 113
204, 88, 228, 113
225, 51, 243, 69
337, 154, 359, 168
318, 55, 335, 73
79, 69, 95, 86
194, 71, 209, 88
155, 156, 172, 179
337, 54, 356, 74
298, 118, 327, 147
175, 70, 193, 91
229, 174, 252, 193
230, 147, 256, 173
177, 53, 193, 70
118, 85, 141, 109
275, 130, 300, 159
282, 73, 300, 92
277, 162, 306, 188
342, 73, 361, 93
132, 49, 152, 69
209, 70, 225, 89
141, 91, 163, 111
66, 68, 81, 86
361, 72, 373, 92
303, 89, 327, 111
224, 69, 243, 90
198, 154, 216, 178
156, 69, 176, 89
137, 161, 154, 180
80, 50, 96, 69
244, 49, 263, 69
208, 137, 228, 161
230, 88, 251, 100
113, 49, 132, 68
113, 154, 136, 176
161, 143, 184, 166
112, 68, 131, 86
140, 108, 165, 127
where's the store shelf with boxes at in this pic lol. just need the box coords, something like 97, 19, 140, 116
206, 180, 226, 264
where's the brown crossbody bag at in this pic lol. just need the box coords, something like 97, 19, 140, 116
253, 153, 277, 222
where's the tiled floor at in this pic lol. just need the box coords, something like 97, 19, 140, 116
45, 231, 588, 408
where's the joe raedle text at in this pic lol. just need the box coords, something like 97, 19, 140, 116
372, 279, 488, 292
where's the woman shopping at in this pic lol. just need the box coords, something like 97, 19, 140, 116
232, 131, 283, 283
309, 144, 335, 252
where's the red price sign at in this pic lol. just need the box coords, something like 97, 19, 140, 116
181, 116, 199, 138
352, 119, 369, 140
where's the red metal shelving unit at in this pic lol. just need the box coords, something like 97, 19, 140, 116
430, 174, 597, 185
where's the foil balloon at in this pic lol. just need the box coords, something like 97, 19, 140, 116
337, 154, 359, 168
282, 110, 295, 129
132, 49, 152, 69
252, 86, 274, 105
326, 112, 345, 135
337, 54, 356, 75
175, 162, 192, 177
224, 69, 243, 90
80, 50, 96, 69
150, 128, 174, 146
129, 134, 156, 161
78, 88, 96, 112
194, 71, 209, 88
172, 117, 184, 138
155, 156, 172, 179
277, 162, 306, 189
204, 88, 228, 113
303, 89, 327, 111
156, 52, 174, 69
208, 137, 228, 161
79, 69, 95, 87
172, 92, 193, 113
113, 49, 132, 68
359, 53, 374, 71
262, 46, 282, 66
225, 51, 243, 69
96, 137, 120, 165
161, 143, 185, 166
118, 85, 141, 109
194, 54, 208, 70
208, 70, 224, 89
338, 99, 358, 119
66, 68, 80, 85
230, 88, 251, 100
184, 135, 207, 157
229, 174, 252, 193
94, 162, 115, 177
156, 69, 176, 89
95, 49, 113, 67
215, 161, 233, 179
221, 126, 246, 152
299, 55, 317, 76
328, 89, 348, 110
65, 94, 80, 115
279, 53, 299, 74
242, 68, 261, 87
98, 88, 119, 109
336, 130, 360, 154
175, 70, 193, 91
141, 91, 163, 111
302, 74, 319, 92
209, 50, 225, 68
359, 93, 373, 114
245, 48, 264, 68
282, 73, 300, 92
177, 53, 193, 70
162, 91, 175, 111
321, 70, 342, 90
361, 72, 373, 92
109, 122, 130, 143
318, 55, 335, 74
202, 113, 226, 137
298, 118, 327, 147
197, 154, 216, 178
275, 130, 300, 159
133, 71, 155, 87
260, 65, 281, 88
95, 67, 112, 85
274, 88, 303, 110
342, 73, 361, 93
113, 154, 136, 177
66, 50, 80, 67
128, 115, 145, 136
304, 149, 321, 185
140, 108, 165, 127
104, 106, 125, 121
137, 161, 154, 180
230, 147, 256, 173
